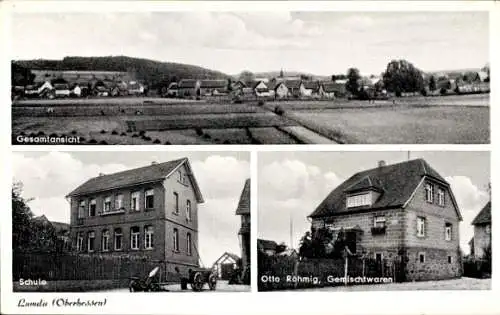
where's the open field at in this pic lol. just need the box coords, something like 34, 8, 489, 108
12, 94, 489, 144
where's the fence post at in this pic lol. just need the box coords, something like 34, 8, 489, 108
344, 255, 348, 286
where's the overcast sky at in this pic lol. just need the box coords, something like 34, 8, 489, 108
258, 151, 490, 255
12, 151, 250, 266
11, 11, 489, 75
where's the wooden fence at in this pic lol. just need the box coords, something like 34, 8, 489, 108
13, 251, 182, 284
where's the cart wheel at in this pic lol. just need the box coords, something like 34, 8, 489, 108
129, 280, 136, 292
190, 272, 204, 292
208, 274, 217, 291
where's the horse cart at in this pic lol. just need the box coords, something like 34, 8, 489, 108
129, 266, 217, 292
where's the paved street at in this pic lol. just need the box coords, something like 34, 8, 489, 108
282, 277, 491, 292
103, 280, 250, 293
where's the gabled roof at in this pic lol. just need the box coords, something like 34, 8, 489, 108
67, 158, 204, 203
199, 80, 227, 89
472, 201, 491, 225
178, 79, 198, 89
213, 252, 240, 265
303, 81, 320, 90
284, 79, 302, 89
309, 159, 458, 219
236, 179, 250, 215
322, 82, 345, 93
258, 239, 278, 251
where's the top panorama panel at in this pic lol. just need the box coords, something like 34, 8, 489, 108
11, 11, 489, 145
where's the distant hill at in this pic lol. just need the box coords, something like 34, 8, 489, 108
13, 56, 230, 89
251, 70, 330, 81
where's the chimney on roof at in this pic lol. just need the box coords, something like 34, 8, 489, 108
98, 172, 105, 176
151, 161, 158, 165
378, 160, 386, 168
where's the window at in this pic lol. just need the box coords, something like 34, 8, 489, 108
445, 223, 452, 241
130, 227, 140, 250
77, 232, 84, 251
102, 230, 110, 252
425, 183, 434, 203
178, 170, 182, 182
89, 199, 96, 217
145, 189, 154, 209
174, 192, 179, 214
187, 232, 192, 255
87, 231, 95, 252
419, 252, 426, 263
103, 196, 112, 213
375, 253, 383, 263
114, 228, 123, 251
131, 191, 140, 211
144, 226, 154, 249
417, 217, 426, 237
448, 255, 452, 264
373, 216, 386, 228
173, 228, 179, 252
437, 188, 445, 206
115, 194, 124, 210
346, 193, 371, 208
78, 201, 85, 218
486, 224, 491, 235
186, 200, 192, 221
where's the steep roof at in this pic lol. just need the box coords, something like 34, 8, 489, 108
213, 252, 241, 265
284, 79, 302, 89
178, 79, 198, 89
67, 158, 204, 203
199, 80, 227, 89
471, 201, 491, 225
258, 239, 278, 251
236, 179, 250, 215
309, 158, 457, 219
322, 82, 345, 93
303, 81, 320, 90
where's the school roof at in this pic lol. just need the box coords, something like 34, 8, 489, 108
309, 158, 461, 219
236, 179, 250, 215
67, 158, 204, 202
471, 201, 491, 225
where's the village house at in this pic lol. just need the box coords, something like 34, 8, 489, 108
469, 201, 491, 259
212, 252, 241, 280
320, 82, 346, 98
257, 239, 278, 256
67, 158, 204, 276
308, 158, 462, 281
177, 79, 200, 97
236, 179, 250, 281
300, 81, 321, 98
252, 81, 274, 98
274, 82, 289, 99
284, 80, 302, 98
199, 80, 228, 96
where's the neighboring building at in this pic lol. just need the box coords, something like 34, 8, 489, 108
67, 158, 204, 276
284, 80, 302, 97
320, 82, 346, 98
212, 252, 240, 280
253, 81, 274, 98
127, 81, 145, 95
470, 201, 491, 259
274, 82, 289, 99
236, 179, 250, 278
32, 215, 71, 252
300, 81, 321, 97
258, 239, 278, 256
309, 158, 463, 281
199, 80, 228, 96
178, 79, 200, 97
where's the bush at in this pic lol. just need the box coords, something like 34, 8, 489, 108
99, 140, 108, 145
164, 141, 172, 145
142, 136, 152, 141
100, 130, 107, 134
111, 130, 118, 135
258, 100, 265, 106
71, 130, 77, 135
195, 128, 203, 136
139, 130, 146, 136
440, 88, 447, 95
131, 134, 139, 138
120, 132, 127, 136
223, 140, 231, 144
153, 139, 161, 144
49, 133, 58, 137
88, 139, 98, 144
203, 134, 211, 139
36, 131, 45, 136
79, 137, 86, 142
274, 105, 285, 116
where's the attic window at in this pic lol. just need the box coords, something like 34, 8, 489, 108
346, 193, 371, 208
425, 183, 434, 203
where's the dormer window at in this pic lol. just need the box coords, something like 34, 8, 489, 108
425, 183, 434, 203
437, 188, 445, 206
346, 193, 371, 208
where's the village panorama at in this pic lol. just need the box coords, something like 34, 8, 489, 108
11, 57, 490, 145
